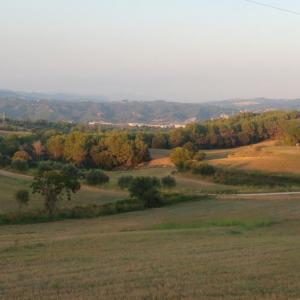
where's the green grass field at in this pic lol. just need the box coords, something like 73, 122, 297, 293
1, 196, 300, 299
2, 162, 300, 215
0, 175, 126, 214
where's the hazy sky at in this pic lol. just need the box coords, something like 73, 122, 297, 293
1, 0, 300, 102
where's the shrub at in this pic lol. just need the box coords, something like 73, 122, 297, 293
12, 150, 31, 161
118, 175, 134, 189
192, 163, 216, 176
213, 168, 300, 187
11, 159, 29, 172
15, 190, 30, 210
129, 176, 162, 208
0, 154, 11, 167
194, 151, 206, 161
161, 176, 176, 188
86, 170, 110, 186
37, 161, 54, 174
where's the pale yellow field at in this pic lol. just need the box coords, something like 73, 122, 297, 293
209, 141, 300, 174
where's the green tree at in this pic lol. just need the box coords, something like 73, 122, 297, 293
90, 142, 117, 170
31, 169, 80, 216
15, 190, 30, 211
151, 134, 168, 149
86, 170, 109, 186
128, 177, 161, 208
170, 147, 193, 170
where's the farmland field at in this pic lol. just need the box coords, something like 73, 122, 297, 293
209, 141, 300, 174
1, 142, 300, 299
1, 195, 300, 299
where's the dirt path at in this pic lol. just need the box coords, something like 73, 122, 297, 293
0, 169, 32, 180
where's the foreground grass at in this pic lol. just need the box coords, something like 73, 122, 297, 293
1, 197, 300, 299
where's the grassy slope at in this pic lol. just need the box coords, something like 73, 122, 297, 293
1, 197, 300, 299
0, 175, 126, 214
209, 141, 300, 174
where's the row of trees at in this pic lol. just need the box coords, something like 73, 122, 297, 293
150, 111, 300, 150
0, 130, 151, 170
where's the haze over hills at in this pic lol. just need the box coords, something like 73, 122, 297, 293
1, 89, 300, 124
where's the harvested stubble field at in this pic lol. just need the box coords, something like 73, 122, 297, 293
209, 141, 300, 174
1, 196, 300, 299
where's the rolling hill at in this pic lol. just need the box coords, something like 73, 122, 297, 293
1, 89, 300, 124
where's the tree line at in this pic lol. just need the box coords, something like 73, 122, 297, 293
0, 130, 150, 171
150, 111, 300, 150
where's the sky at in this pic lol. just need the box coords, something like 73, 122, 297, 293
1, 0, 300, 102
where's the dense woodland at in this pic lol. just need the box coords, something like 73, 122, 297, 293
0, 130, 150, 170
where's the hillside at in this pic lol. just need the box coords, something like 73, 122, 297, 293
2, 89, 300, 124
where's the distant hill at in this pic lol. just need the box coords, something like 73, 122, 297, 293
1, 89, 300, 124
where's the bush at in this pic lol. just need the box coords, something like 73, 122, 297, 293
12, 150, 30, 161
86, 170, 110, 186
192, 163, 216, 176
11, 159, 29, 172
213, 168, 300, 187
15, 190, 30, 210
0, 154, 11, 167
37, 161, 54, 174
194, 151, 206, 161
161, 176, 176, 188
118, 175, 134, 189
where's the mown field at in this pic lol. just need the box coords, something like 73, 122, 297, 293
209, 141, 300, 174
1, 196, 300, 299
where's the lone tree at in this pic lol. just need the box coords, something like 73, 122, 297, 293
128, 176, 161, 208
86, 170, 110, 186
170, 147, 193, 170
15, 190, 30, 211
31, 167, 80, 216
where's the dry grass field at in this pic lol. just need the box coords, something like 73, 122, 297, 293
0, 130, 32, 137
1, 196, 300, 299
149, 141, 300, 175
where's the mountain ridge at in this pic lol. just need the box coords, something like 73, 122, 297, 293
1, 89, 300, 124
